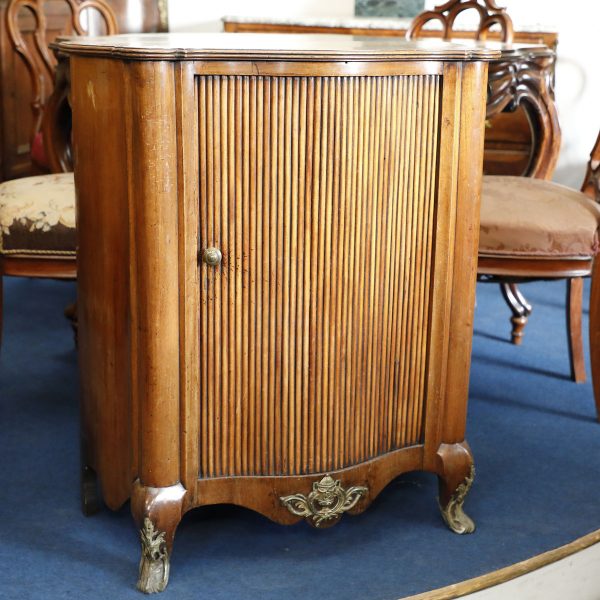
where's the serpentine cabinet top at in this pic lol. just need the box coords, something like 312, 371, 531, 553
56, 32, 502, 62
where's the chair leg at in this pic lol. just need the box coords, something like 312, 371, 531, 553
566, 278, 586, 383
500, 283, 531, 345
590, 261, 600, 422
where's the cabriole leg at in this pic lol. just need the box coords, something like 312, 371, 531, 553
138, 517, 170, 594
436, 442, 476, 535
131, 481, 186, 594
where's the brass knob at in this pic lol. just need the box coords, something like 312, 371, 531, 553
203, 247, 222, 267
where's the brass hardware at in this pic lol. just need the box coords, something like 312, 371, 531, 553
439, 465, 476, 535
280, 475, 368, 528
137, 518, 170, 593
203, 247, 222, 267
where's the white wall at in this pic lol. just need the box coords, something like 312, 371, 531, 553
168, 0, 599, 187
500, 1, 600, 188
168, 0, 354, 31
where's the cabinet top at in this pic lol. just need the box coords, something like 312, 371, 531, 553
56, 32, 501, 61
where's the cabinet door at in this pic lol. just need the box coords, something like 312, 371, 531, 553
197, 74, 442, 478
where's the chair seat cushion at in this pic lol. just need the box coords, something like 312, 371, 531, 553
480, 176, 600, 258
0, 172, 76, 258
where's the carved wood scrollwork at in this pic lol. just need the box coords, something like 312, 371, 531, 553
5, 0, 118, 154
486, 49, 561, 180
582, 131, 600, 202
406, 0, 514, 43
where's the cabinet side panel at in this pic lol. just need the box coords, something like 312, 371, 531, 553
71, 56, 132, 509
198, 74, 441, 478
443, 61, 489, 442
127, 60, 181, 489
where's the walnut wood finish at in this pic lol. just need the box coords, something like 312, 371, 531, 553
477, 128, 599, 383
222, 12, 561, 355
407, 2, 561, 360
406, 0, 514, 43
0, 1, 166, 359
6, 0, 117, 155
197, 73, 442, 478
567, 277, 586, 383
403, 1, 559, 181
0, 0, 119, 354
484, 46, 559, 180
477, 130, 600, 405
62, 33, 496, 591
0, 0, 164, 182
222, 17, 559, 179
222, 18, 557, 47
0, 0, 70, 179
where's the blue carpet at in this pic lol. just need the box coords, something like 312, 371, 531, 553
1, 277, 599, 600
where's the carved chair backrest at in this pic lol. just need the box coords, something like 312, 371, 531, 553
406, 0, 514, 43
6, 0, 118, 171
582, 130, 600, 203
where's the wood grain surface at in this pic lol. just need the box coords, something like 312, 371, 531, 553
64, 36, 493, 590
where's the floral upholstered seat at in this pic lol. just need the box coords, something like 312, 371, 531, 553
0, 173, 76, 257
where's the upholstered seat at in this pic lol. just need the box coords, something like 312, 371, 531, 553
0, 173, 76, 257
480, 176, 600, 259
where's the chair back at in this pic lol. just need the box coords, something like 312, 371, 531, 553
582, 131, 600, 203
6, 0, 118, 171
406, 0, 514, 43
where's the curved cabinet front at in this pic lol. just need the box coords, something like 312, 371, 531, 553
65, 33, 495, 592
197, 73, 440, 479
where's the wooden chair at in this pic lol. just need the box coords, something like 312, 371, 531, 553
478, 132, 600, 418
406, 0, 514, 42
407, 1, 590, 386
0, 0, 117, 348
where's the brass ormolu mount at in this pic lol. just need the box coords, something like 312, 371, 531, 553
280, 475, 368, 528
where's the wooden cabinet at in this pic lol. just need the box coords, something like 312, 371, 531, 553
0, 0, 166, 182
223, 17, 559, 177
62, 33, 498, 592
